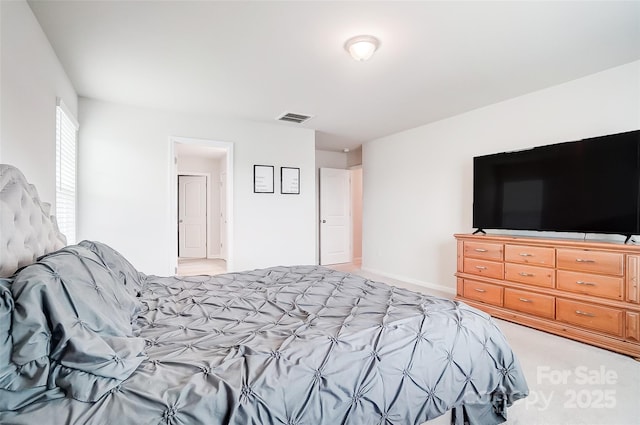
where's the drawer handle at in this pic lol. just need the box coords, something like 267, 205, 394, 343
519, 253, 533, 257
575, 258, 595, 263
576, 281, 596, 286
474, 248, 488, 252
519, 272, 534, 277
474, 288, 487, 293
518, 298, 532, 303
575, 310, 595, 318
475, 266, 487, 270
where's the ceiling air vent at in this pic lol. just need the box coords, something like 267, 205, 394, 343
277, 112, 313, 124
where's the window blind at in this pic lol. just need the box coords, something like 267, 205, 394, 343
56, 100, 79, 244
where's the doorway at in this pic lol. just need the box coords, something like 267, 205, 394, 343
170, 137, 234, 275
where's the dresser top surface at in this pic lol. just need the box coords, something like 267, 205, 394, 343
455, 233, 640, 253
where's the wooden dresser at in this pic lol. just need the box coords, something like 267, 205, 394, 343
455, 233, 640, 359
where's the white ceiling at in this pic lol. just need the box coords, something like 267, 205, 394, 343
28, 1, 640, 152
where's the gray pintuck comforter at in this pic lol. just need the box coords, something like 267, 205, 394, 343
0, 241, 528, 425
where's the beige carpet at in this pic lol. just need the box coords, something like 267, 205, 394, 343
176, 258, 226, 276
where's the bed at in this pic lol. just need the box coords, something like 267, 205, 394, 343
0, 163, 528, 424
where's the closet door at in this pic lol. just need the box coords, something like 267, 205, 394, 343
178, 175, 207, 258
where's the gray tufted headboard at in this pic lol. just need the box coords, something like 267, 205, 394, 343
0, 164, 67, 277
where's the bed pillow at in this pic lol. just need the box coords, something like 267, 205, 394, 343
7, 245, 146, 402
0, 277, 46, 391
0, 278, 13, 364
79, 240, 146, 296
0, 278, 13, 379
0, 278, 65, 410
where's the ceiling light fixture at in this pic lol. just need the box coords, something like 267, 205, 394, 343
344, 35, 380, 61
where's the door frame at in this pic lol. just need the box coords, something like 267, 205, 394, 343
349, 165, 363, 265
169, 136, 234, 274
178, 173, 210, 258
219, 170, 228, 261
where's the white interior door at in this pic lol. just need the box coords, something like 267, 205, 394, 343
178, 175, 207, 258
320, 168, 352, 265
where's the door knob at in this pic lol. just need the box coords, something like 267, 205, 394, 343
322, 220, 326, 223
179, 219, 183, 223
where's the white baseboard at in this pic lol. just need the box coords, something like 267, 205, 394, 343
360, 267, 456, 296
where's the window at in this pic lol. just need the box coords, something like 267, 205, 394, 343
56, 99, 79, 244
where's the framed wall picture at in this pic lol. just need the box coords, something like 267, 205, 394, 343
254, 165, 274, 193
281, 167, 300, 194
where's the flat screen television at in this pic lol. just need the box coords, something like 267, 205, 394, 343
473, 129, 640, 239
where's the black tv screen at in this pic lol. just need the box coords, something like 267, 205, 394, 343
473, 129, 640, 236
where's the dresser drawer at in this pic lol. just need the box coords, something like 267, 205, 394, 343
504, 288, 555, 319
628, 255, 639, 304
556, 299, 623, 337
463, 241, 503, 260
505, 263, 554, 288
626, 312, 640, 342
463, 258, 503, 279
505, 244, 555, 267
557, 270, 623, 300
556, 249, 623, 276
463, 280, 503, 306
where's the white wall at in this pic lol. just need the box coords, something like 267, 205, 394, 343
347, 146, 363, 168
78, 98, 316, 275
315, 150, 348, 169
177, 155, 223, 258
363, 61, 640, 293
314, 148, 362, 170
0, 0, 77, 206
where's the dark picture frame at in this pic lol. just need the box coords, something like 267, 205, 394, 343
281, 167, 300, 194
254, 165, 274, 193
